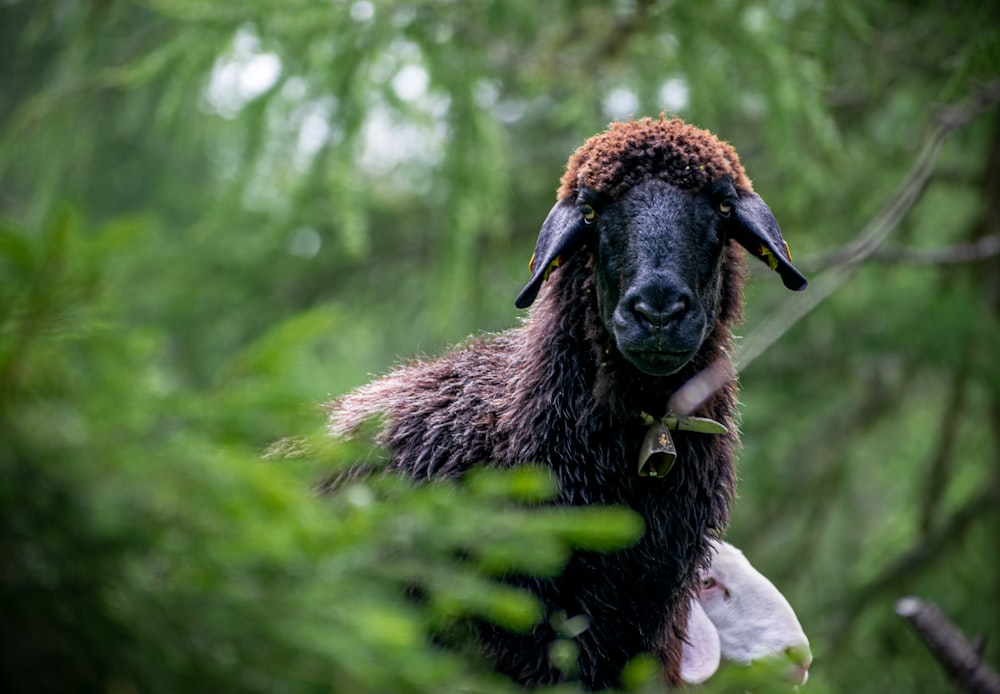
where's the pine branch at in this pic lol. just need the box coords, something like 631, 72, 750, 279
896, 596, 1000, 694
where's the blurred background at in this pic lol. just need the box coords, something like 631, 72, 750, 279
2, 1, 999, 691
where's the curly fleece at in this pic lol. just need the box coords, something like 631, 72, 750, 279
557, 116, 753, 200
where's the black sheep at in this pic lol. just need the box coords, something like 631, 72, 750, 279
327, 117, 807, 688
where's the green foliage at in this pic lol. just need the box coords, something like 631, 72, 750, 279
0, 213, 645, 692
2, 0, 1000, 691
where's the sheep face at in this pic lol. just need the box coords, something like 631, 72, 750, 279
515, 119, 808, 353
695, 541, 812, 684
516, 170, 806, 376
588, 178, 730, 376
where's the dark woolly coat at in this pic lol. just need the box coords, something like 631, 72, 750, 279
327, 118, 785, 689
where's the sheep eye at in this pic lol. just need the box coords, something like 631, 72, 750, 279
581, 203, 598, 224
701, 577, 716, 589
717, 201, 733, 216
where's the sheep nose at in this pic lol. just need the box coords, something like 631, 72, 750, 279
784, 644, 813, 685
633, 298, 688, 328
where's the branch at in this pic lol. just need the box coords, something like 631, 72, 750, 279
735, 80, 1000, 374
896, 596, 1000, 694
669, 81, 1000, 415
809, 234, 1000, 269
749, 361, 914, 545
874, 235, 1000, 265
851, 487, 997, 612
919, 362, 969, 535
828, 485, 1000, 656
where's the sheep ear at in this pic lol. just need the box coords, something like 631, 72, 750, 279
514, 199, 587, 309
680, 599, 721, 684
730, 192, 808, 291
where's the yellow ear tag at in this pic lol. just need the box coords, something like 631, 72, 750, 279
542, 256, 561, 282
528, 253, 537, 275
758, 244, 779, 271
783, 240, 793, 261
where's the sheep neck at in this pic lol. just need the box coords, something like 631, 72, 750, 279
519, 249, 743, 480
637, 412, 729, 478
527, 252, 738, 418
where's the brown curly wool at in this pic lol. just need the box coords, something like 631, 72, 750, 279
326, 115, 807, 690
557, 116, 753, 200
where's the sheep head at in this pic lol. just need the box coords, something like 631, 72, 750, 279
515, 117, 806, 377
681, 540, 813, 685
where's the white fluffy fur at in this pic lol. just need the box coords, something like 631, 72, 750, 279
680, 540, 812, 685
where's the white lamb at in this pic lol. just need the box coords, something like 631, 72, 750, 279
680, 540, 812, 685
